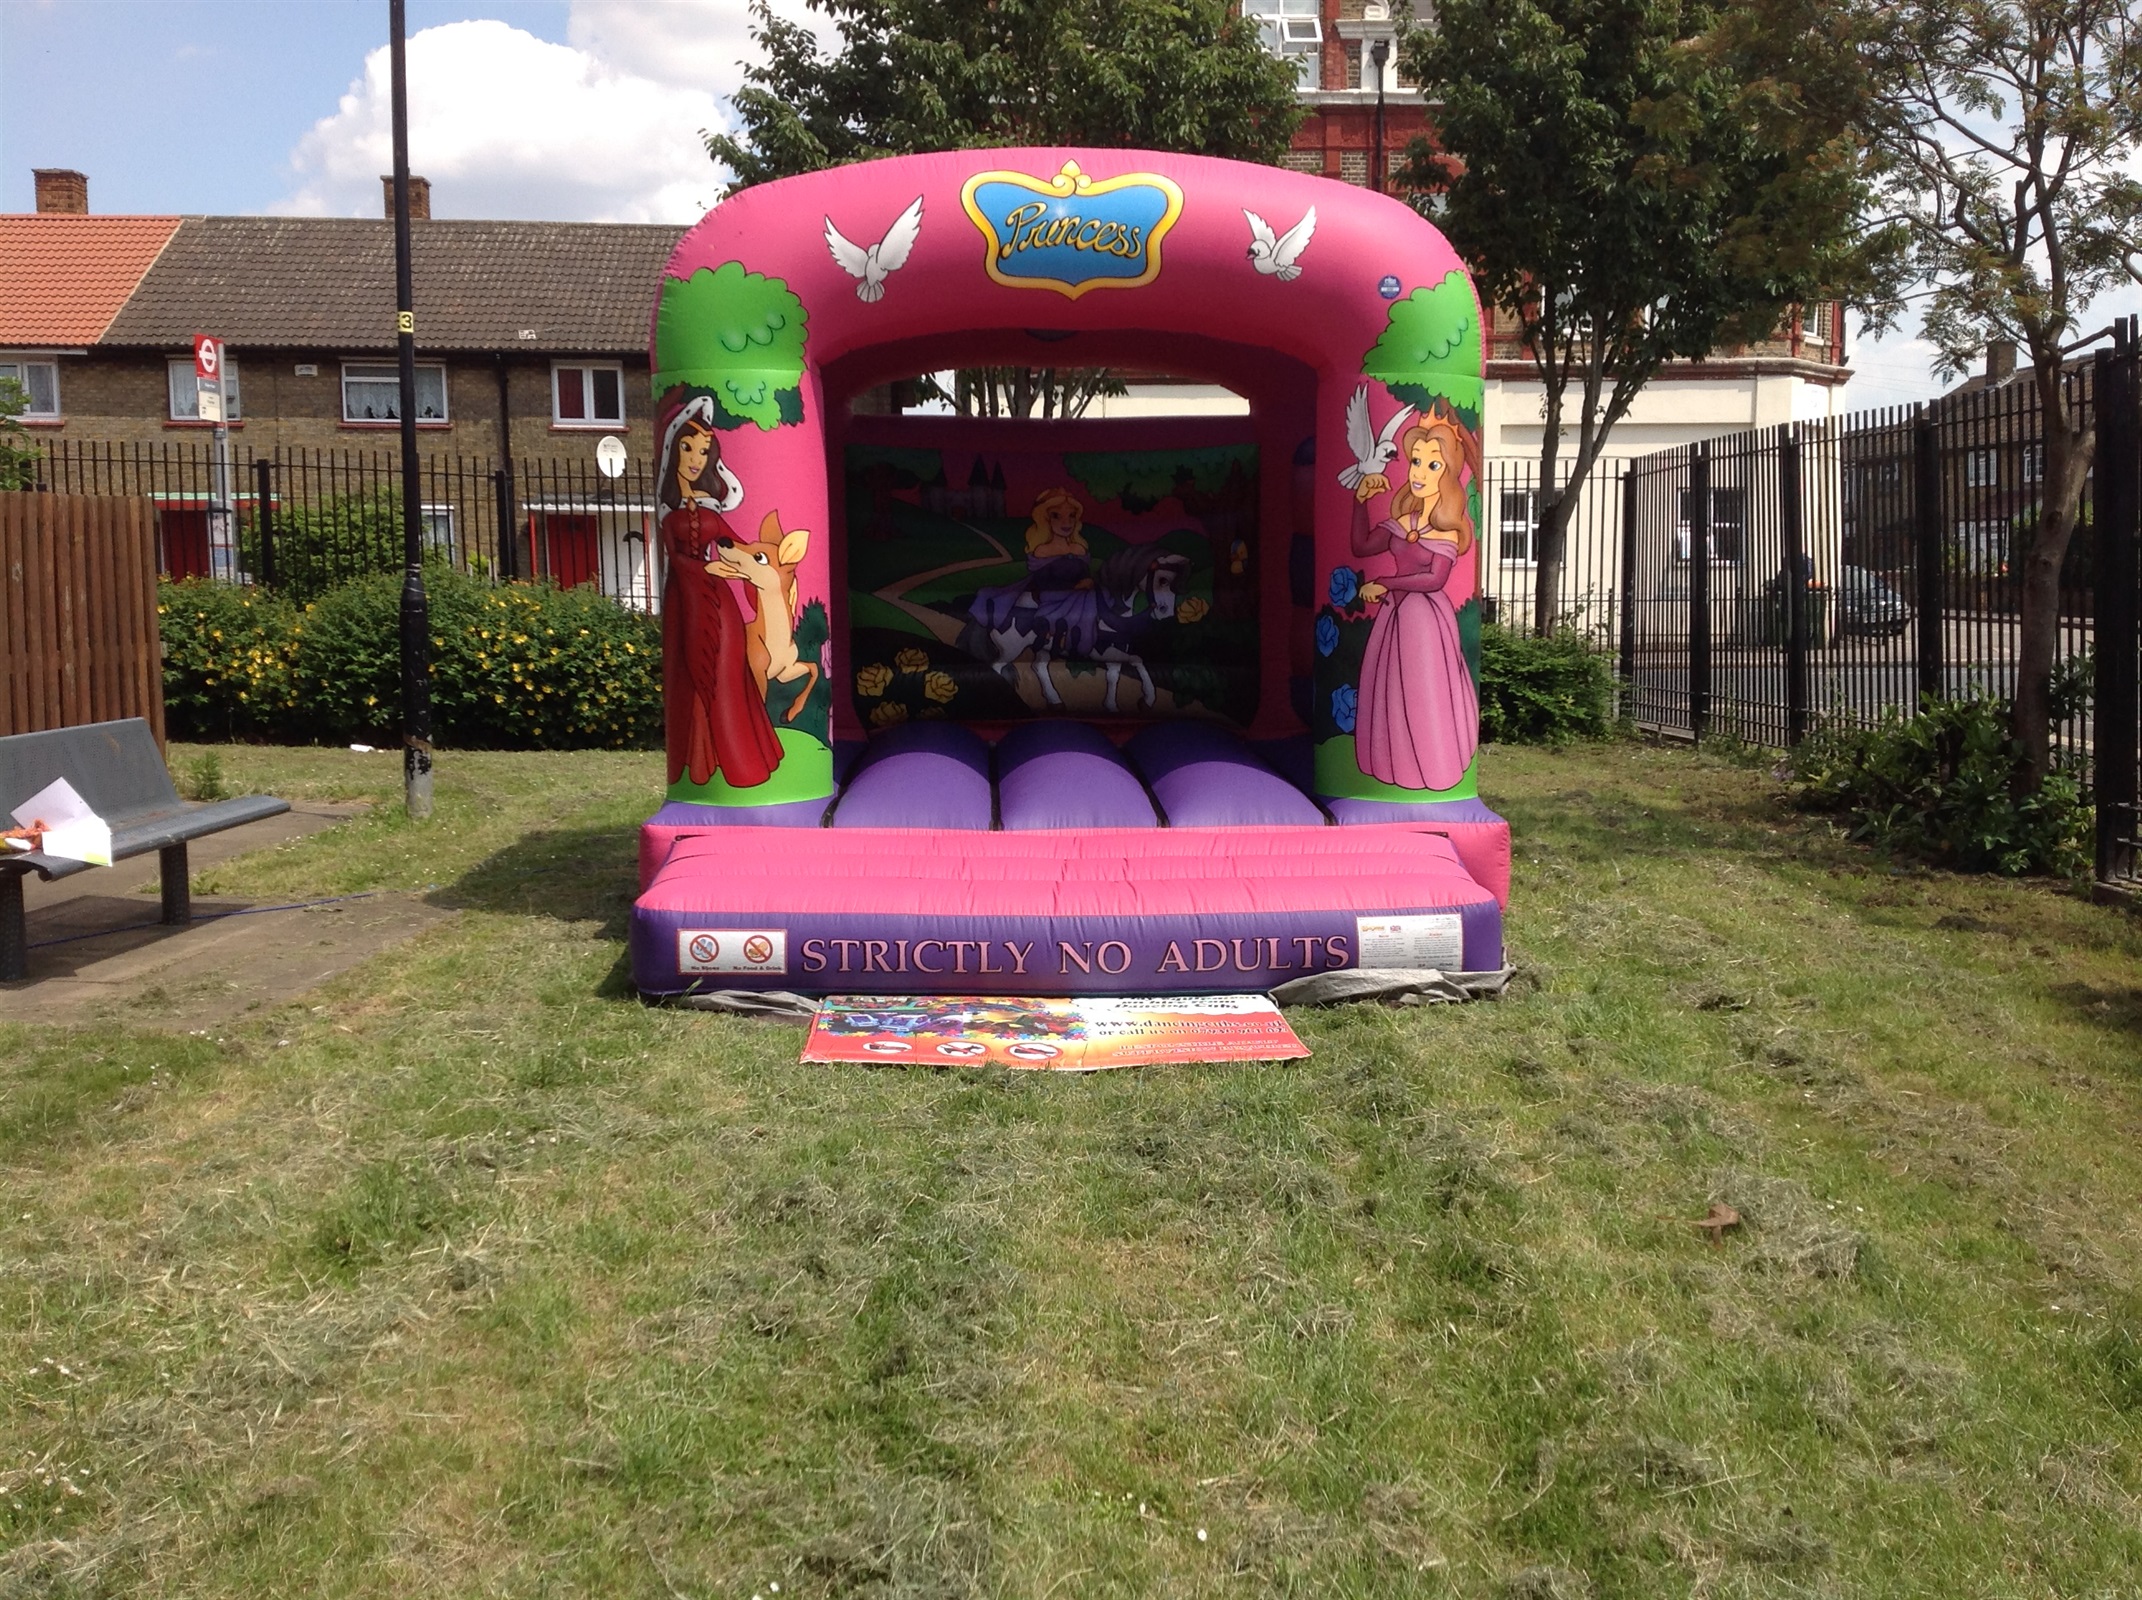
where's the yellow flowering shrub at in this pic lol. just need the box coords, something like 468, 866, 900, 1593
159, 567, 662, 749
158, 581, 303, 738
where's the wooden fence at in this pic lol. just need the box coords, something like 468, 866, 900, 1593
1, 492, 165, 746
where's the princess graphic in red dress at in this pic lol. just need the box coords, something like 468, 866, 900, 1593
659, 397, 783, 789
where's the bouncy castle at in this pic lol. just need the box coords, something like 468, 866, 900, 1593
628, 148, 1511, 998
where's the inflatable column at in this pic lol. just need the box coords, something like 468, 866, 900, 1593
1310, 269, 1488, 812
650, 265, 837, 820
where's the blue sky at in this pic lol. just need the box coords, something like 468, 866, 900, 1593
2, 0, 756, 223
2, 1, 568, 214
5, 0, 2128, 406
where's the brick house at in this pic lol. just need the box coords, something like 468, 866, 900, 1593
4, 172, 681, 467
1250, 0, 1431, 189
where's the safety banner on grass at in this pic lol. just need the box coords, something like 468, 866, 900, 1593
803, 993, 1308, 1071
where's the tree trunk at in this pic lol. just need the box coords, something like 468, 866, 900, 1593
1531, 488, 1582, 636
2009, 411, 2090, 792
1530, 334, 1568, 637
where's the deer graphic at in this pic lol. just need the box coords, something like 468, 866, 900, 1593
710, 510, 821, 722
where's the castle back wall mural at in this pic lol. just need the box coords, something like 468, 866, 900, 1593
844, 421, 1260, 730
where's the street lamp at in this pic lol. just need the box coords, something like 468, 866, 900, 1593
1370, 37, 1390, 195
388, 0, 432, 819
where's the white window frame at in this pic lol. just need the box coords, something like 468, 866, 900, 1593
551, 361, 626, 428
2020, 442, 2042, 483
166, 356, 241, 422
1964, 447, 1999, 487
341, 360, 449, 424
1675, 486, 1747, 563
1245, 0, 1322, 88
1953, 519, 2010, 570
0, 356, 61, 419
421, 503, 456, 554
1497, 487, 1536, 565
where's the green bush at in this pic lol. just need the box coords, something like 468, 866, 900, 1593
158, 581, 303, 740
160, 569, 662, 750
1478, 624, 1615, 744
244, 487, 405, 604
1789, 694, 2091, 876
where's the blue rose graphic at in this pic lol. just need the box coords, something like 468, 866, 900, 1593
1328, 566, 1360, 607
1331, 683, 1358, 734
1315, 614, 1340, 657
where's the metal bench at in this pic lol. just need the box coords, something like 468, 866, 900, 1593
0, 718, 290, 981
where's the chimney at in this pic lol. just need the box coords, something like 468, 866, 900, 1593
381, 175, 431, 220
1986, 338, 2017, 381
33, 169, 88, 214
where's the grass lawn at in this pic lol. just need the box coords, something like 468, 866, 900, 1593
5, 739, 2142, 1598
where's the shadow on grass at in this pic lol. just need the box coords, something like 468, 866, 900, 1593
430, 824, 638, 944
2047, 980, 2142, 1042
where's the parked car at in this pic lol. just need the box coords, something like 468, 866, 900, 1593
1837, 566, 1911, 638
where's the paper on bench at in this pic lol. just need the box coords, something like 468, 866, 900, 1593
9, 777, 113, 867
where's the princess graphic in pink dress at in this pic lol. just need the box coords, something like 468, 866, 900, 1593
1348, 403, 1480, 790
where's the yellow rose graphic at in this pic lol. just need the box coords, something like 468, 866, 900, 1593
894, 647, 930, 674
869, 700, 910, 728
923, 670, 958, 704
1177, 595, 1210, 624
856, 662, 893, 697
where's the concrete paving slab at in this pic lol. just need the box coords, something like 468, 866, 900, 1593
1, 801, 455, 1030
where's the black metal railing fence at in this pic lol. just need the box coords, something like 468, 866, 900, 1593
31, 439, 660, 610
1620, 324, 2139, 888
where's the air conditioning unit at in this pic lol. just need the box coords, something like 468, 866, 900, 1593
1280, 17, 1322, 44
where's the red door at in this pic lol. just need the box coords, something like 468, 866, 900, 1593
160, 506, 210, 579
539, 514, 600, 589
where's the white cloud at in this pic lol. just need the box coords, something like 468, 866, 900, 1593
564, 0, 767, 100
277, 4, 833, 224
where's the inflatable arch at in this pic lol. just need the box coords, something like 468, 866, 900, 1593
629, 148, 1512, 998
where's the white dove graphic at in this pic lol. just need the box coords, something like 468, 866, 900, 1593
1337, 385, 1416, 490
824, 195, 924, 303
1244, 206, 1316, 280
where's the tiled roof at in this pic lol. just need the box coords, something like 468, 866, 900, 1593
0, 215, 183, 345
98, 216, 686, 354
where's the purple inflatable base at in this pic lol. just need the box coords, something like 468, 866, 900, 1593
633, 901, 1503, 999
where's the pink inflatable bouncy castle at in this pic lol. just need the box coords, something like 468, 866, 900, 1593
630, 149, 1512, 997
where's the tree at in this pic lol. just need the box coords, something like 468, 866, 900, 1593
0, 377, 40, 491
1860, 0, 2141, 791
1403, 0, 1898, 635
708, 0, 1301, 418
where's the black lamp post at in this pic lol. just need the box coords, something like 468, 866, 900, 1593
388, 0, 432, 818
1370, 37, 1390, 195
